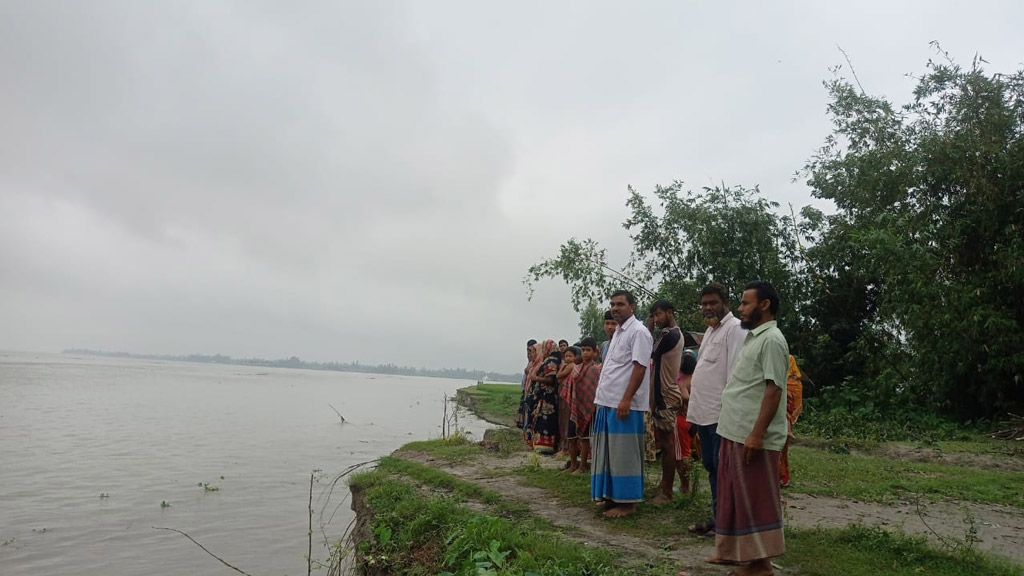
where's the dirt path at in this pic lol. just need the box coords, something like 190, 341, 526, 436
397, 447, 1024, 569
398, 449, 720, 575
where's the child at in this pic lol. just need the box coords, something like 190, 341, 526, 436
675, 350, 697, 493
568, 338, 601, 473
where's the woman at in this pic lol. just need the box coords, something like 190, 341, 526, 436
527, 340, 561, 454
516, 341, 540, 430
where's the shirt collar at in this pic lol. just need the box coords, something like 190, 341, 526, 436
710, 311, 735, 330
748, 319, 778, 336
616, 314, 637, 333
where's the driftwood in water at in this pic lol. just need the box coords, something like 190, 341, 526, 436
328, 404, 347, 424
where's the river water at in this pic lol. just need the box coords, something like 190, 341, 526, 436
0, 351, 491, 576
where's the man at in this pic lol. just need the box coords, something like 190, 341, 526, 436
558, 340, 570, 355
591, 290, 653, 518
709, 281, 789, 573
599, 310, 617, 361
686, 283, 746, 536
646, 299, 685, 503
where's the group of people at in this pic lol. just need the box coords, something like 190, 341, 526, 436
517, 282, 805, 576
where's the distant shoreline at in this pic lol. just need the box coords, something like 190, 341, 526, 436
62, 348, 521, 383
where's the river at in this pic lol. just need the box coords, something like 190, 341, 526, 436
0, 351, 491, 576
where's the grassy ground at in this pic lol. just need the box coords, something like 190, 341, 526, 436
457, 382, 1024, 508
788, 445, 1024, 507
349, 435, 1022, 576
457, 383, 521, 427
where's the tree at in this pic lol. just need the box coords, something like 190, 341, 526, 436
802, 48, 1024, 418
577, 300, 606, 343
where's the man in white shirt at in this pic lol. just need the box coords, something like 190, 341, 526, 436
591, 289, 654, 518
686, 283, 747, 535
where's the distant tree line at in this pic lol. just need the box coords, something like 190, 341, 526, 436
526, 50, 1024, 427
63, 349, 520, 383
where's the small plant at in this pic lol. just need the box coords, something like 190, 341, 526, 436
197, 482, 220, 492
99, 493, 109, 499
160, 501, 171, 508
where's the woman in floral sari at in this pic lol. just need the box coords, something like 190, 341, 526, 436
527, 340, 561, 454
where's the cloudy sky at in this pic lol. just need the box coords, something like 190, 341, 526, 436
1, 1, 1021, 373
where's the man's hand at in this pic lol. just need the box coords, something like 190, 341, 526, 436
744, 432, 765, 464
616, 397, 631, 420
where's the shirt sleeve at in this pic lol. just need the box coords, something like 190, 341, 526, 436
761, 337, 790, 388
631, 327, 654, 367
652, 328, 682, 357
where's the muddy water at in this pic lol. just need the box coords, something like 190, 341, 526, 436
0, 352, 489, 575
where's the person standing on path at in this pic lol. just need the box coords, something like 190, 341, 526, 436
708, 281, 789, 575
646, 299, 685, 503
590, 289, 653, 518
686, 283, 746, 536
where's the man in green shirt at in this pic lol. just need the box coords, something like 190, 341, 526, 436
707, 281, 789, 576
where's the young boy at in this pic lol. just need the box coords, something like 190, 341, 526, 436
676, 350, 697, 493
568, 338, 601, 473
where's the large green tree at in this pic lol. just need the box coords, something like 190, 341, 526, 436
527, 50, 1024, 422
803, 50, 1024, 418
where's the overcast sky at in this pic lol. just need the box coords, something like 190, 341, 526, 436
1, 1, 1021, 373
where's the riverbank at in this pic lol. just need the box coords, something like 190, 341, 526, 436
345, 383, 1024, 575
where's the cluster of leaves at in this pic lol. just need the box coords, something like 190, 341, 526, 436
526, 49, 1024, 427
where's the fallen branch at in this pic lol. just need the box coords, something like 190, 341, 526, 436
328, 404, 347, 423
152, 526, 256, 576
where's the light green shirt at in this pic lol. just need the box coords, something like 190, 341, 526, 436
716, 320, 790, 451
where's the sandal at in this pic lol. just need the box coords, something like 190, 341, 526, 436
688, 520, 715, 535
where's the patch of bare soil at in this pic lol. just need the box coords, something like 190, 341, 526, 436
874, 443, 1024, 472
784, 491, 1024, 565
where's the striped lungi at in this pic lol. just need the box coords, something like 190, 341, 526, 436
715, 438, 785, 562
590, 406, 646, 503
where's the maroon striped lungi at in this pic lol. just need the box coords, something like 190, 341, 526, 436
715, 438, 785, 562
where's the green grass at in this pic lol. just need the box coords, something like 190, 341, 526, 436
456, 383, 521, 427
789, 445, 1024, 508
350, 439, 1022, 575
515, 461, 713, 541
401, 433, 484, 463
784, 524, 1021, 576
350, 465, 641, 575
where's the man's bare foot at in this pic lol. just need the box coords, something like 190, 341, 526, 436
650, 491, 673, 504
704, 556, 738, 565
571, 465, 589, 475
725, 559, 774, 576
602, 504, 636, 518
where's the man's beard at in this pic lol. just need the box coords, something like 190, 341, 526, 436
740, 307, 762, 330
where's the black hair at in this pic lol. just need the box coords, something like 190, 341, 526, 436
610, 289, 636, 306
549, 350, 563, 361
680, 352, 697, 375
579, 337, 598, 349
527, 339, 537, 347
566, 346, 582, 359
558, 339, 569, 347
700, 282, 729, 302
603, 310, 614, 321
743, 280, 780, 315
650, 298, 675, 314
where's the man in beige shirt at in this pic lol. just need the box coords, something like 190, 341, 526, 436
686, 283, 747, 535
